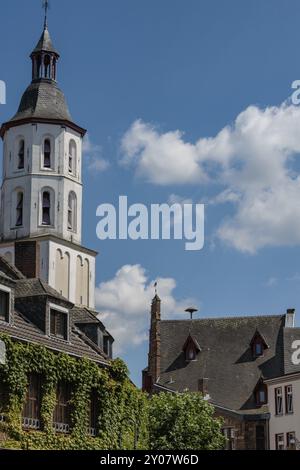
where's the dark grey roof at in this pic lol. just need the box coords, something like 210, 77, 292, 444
0, 256, 26, 280
72, 306, 101, 325
9, 80, 72, 123
15, 278, 72, 304
0, 310, 108, 365
158, 315, 287, 411
31, 26, 59, 56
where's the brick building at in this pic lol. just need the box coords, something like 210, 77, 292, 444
143, 295, 300, 450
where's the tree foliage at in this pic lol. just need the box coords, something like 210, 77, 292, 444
148, 392, 225, 450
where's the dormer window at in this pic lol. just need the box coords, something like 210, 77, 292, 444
103, 334, 113, 359
250, 330, 269, 358
0, 288, 10, 323
50, 307, 68, 341
183, 334, 201, 362
255, 381, 268, 406
255, 342, 263, 357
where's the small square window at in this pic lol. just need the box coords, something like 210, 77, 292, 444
0, 290, 9, 323
50, 309, 68, 340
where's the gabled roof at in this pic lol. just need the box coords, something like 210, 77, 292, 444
182, 333, 201, 352
157, 315, 288, 411
250, 329, 269, 349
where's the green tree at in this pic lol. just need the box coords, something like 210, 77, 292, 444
148, 392, 225, 450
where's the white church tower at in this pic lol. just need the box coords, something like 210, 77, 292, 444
0, 16, 96, 308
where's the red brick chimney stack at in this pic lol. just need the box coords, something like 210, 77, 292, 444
148, 294, 161, 386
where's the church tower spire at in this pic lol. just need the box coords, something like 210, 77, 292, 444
0, 12, 97, 309
30, 23, 59, 82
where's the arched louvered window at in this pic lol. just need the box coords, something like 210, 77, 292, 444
44, 55, 51, 79
18, 140, 25, 170
67, 192, 77, 232
42, 191, 51, 226
43, 139, 51, 168
16, 192, 24, 227
68, 140, 77, 175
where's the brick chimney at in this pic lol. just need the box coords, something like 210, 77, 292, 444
148, 294, 161, 387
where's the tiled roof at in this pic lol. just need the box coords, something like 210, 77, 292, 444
72, 306, 101, 325
0, 257, 25, 280
157, 315, 287, 411
15, 278, 72, 304
0, 310, 109, 365
9, 80, 72, 123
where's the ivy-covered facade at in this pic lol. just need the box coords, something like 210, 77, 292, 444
0, 258, 148, 450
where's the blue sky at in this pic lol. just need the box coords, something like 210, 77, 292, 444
2, 0, 300, 385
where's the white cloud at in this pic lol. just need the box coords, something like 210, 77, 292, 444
265, 277, 278, 287
121, 103, 300, 253
121, 120, 205, 185
95, 264, 197, 354
83, 134, 109, 173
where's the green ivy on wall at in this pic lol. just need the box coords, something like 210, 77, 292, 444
0, 335, 149, 450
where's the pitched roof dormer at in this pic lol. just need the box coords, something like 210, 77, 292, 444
183, 333, 201, 361
250, 329, 269, 358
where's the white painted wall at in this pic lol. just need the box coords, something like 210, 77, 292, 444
0, 239, 96, 309
46, 239, 96, 309
267, 375, 300, 450
1, 123, 83, 244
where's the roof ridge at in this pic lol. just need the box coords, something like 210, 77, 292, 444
161, 314, 285, 323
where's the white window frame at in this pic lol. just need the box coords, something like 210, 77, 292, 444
0, 284, 11, 324
41, 135, 55, 171
276, 433, 285, 450
38, 187, 55, 228
48, 303, 70, 342
285, 385, 294, 414
275, 387, 283, 416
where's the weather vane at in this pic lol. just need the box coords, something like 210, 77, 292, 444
43, 0, 50, 28
154, 281, 158, 296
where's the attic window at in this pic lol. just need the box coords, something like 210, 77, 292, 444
50, 309, 68, 341
183, 334, 201, 362
255, 382, 268, 406
103, 335, 113, 359
250, 330, 269, 358
0, 289, 10, 323
186, 345, 196, 361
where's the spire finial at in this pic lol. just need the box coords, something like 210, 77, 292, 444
154, 281, 158, 296
43, 0, 50, 29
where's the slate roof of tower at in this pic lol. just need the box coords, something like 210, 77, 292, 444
9, 80, 72, 123
156, 315, 290, 412
31, 26, 59, 56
